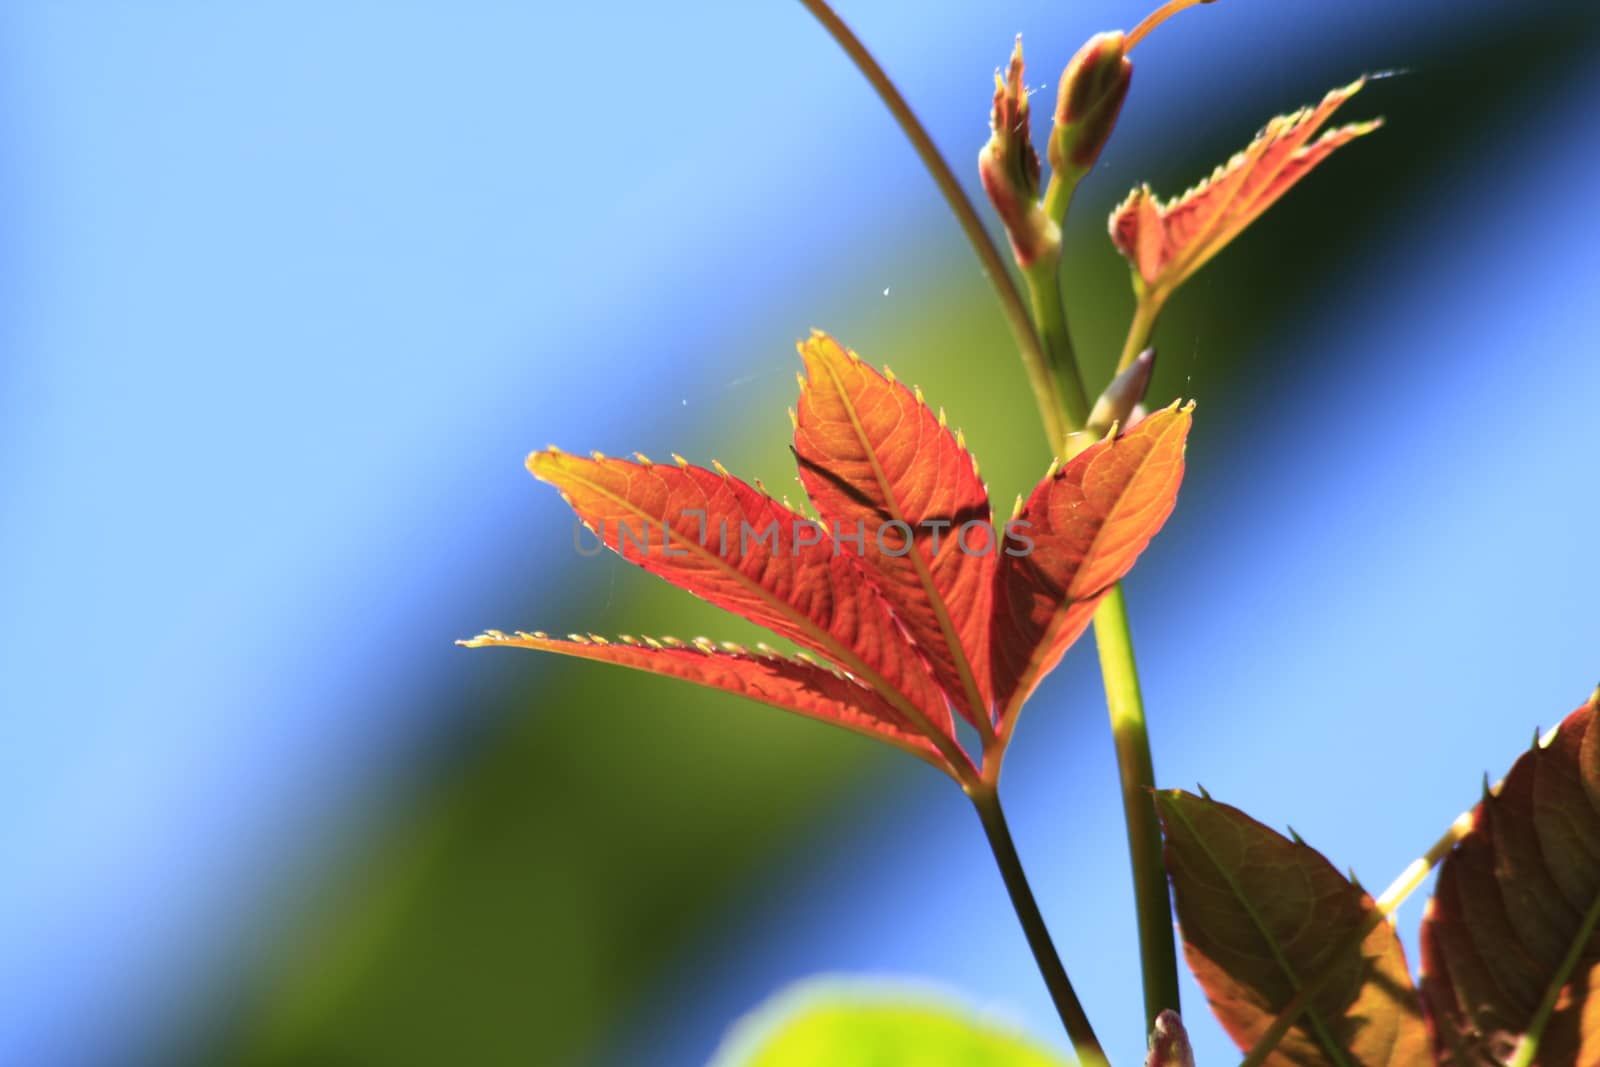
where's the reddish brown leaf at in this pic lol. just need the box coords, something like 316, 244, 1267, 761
1420, 694, 1600, 1065
459, 630, 945, 765
1156, 790, 1429, 1066
525, 449, 954, 747
1110, 78, 1380, 296
990, 404, 1191, 726
793, 332, 996, 727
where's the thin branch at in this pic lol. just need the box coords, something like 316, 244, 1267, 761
795, 0, 1066, 452
973, 788, 1110, 1067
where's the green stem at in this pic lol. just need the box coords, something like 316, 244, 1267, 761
1023, 258, 1092, 435
1117, 283, 1167, 375
1373, 808, 1475, 916
1093, 585, 1181, 1030
1091, 285, 1181, 1030
795, 0, 1069, 453
972, 788, 1110, 1067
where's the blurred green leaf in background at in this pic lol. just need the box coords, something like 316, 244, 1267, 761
710, 980, 1069, 1067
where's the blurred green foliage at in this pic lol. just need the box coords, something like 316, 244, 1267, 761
708, 980, 1068, 1067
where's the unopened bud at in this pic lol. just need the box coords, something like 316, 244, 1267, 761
1144, 1010, 1195, 1067
978, 36, 1058, 268
1049, 31, 1132, 186
1086, 347, 1156, 438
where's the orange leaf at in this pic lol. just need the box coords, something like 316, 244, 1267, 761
793, 332, 996, 727
1110, 78, 1380, 296
990, 404, 1191, 726
460, 630, 945, 765
526, 449, 955, 749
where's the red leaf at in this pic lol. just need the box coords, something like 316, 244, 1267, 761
525, 449, 955, 748
1110, 78, 1380, 296
793, 332, 996, 727
473, 334, 1196, 778
990, 404, 1191, 726
1157, 790, 1430, 1066
460, 630, 945, 766
1419, 694, 1600, 1065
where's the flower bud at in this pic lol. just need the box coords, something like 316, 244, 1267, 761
978, 37, 1058, 268
1086, 347, 1156, 439
1048, 31, 1132, 186
1144, 1010, 1195, 1067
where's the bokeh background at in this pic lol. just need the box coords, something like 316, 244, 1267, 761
5, 1, 1598, 1065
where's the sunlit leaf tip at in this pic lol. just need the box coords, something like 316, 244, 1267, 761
1110, 77, 1381, 298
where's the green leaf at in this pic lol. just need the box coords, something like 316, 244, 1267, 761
708, 979, 1070, 1067
1156, 790, 1429, 1066
1419, 692, 1600, 1065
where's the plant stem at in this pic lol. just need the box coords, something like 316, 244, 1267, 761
972, 788, 1110, 1067
795, 0, 1070, 453
1093, 585, 1181, 1030
1023, 259, 1092, 435
1373, 808, 1475, 915
1117, 285, 1168, 374
1035, 263, 1178, 1030
1125, 0, 1214, 52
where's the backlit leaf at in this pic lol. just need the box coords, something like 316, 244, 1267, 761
794, 332, 996, 726
1110, 78, 1380, 297
1156, 790, 1429, 1066
708, 979, 1070, 1067
471, 334, 1198, 776
991, 404, 1191, 725
460, 631, 944, 765
525, 450, 954, 746
1419, 693, 1600, 1065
